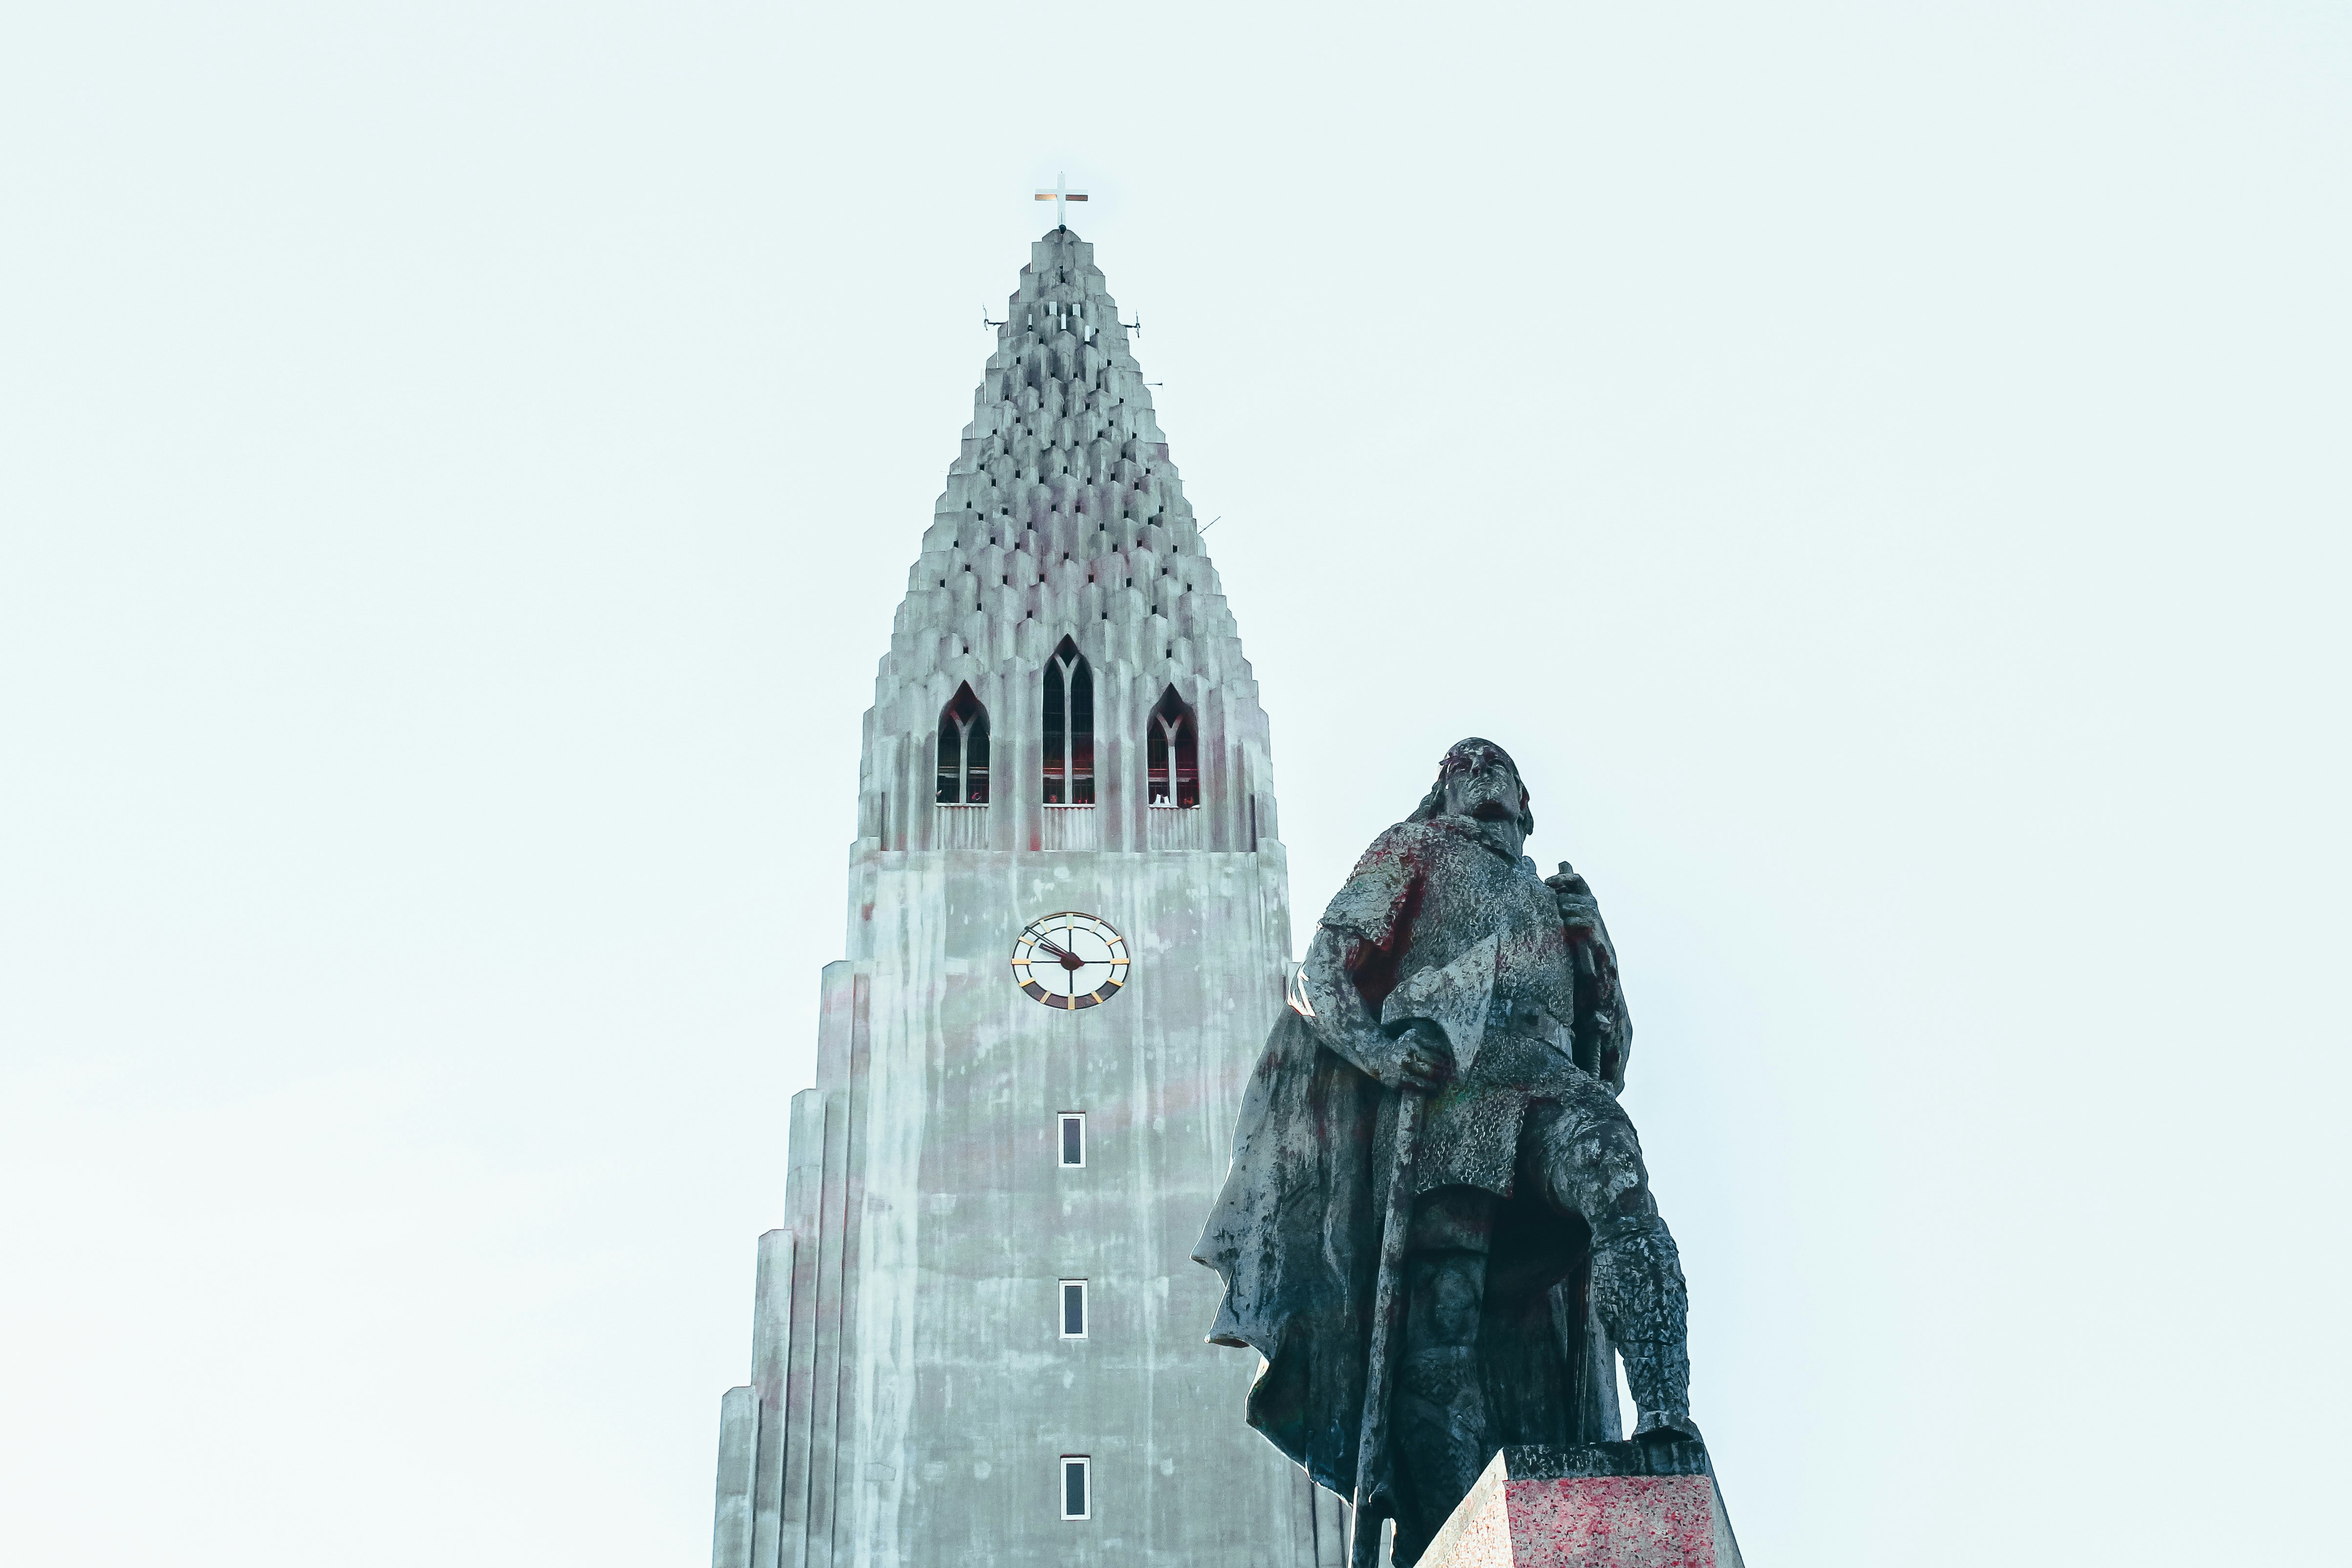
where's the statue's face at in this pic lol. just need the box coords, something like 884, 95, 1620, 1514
1437, 740, 1523, 825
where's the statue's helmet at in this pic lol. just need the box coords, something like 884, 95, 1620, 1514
1407, 737, 1534, 836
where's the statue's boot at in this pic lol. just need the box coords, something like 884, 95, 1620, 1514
1618, 1337, 1701, 1442
1589, 1213, 1701, 1441
1395, 1345, 1492, 1550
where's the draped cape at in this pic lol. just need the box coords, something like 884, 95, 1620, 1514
1191, 1006, 1391, 1497
1193, 1006, 1620, 1509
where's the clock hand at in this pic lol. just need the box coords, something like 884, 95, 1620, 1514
1031, 935, 1088, 971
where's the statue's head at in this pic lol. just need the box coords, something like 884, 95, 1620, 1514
1408, 737, 1534, 837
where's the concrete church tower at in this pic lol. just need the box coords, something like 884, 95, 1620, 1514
710, 227, 1348, 1568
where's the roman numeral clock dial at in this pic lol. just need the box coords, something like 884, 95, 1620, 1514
1011, 912, 1130, 1009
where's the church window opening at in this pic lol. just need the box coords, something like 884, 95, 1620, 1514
1060, 1279, 1088, 1338
1042, 639, 1094, 805
1059, 1112, 1085, 1167
1061, 1457, 1091, 1520
1147, 688, 1199, 808
935, 684, 990, 804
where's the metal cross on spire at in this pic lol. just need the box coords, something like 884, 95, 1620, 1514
1033, 171, 1088, 228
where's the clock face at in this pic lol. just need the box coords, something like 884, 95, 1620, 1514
1011, 912, 1130, 1009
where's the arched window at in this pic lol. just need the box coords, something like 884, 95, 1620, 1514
1147, 687, 1198, 808
935, 684, 990, 804
1042, 637, 1094, 805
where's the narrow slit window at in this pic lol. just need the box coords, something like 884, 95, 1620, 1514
934, 684, 990, 804
1060, 1279, 1087, 1338
1059, 1112, 1085, 1168
1146, 687, 1199, 808
1041, 637, 1094, 804
1061, 1457, 1091, 1520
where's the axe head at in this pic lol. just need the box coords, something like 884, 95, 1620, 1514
1379, 933, 1501, 1079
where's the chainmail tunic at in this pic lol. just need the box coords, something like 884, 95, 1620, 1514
1317, 814, 1607, 1198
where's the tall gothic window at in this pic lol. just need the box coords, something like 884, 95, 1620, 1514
1147, 687, 1198, 808
1042, 637, 1094, 805
935, 684, 990, 804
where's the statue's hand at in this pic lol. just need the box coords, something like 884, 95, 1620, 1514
1369, 1018, 1453, 1093
1547, 862, 1607, 947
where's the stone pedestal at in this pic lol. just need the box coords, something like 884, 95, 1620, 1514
1418, 1438, 1743, 1568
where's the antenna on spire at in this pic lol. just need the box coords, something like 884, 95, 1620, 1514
983, 306, 1006, 329
1122, 314, 1142, 336
1033, 171, 1088, 228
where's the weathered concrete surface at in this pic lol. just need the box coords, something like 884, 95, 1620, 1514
713, 1385, 755, 1568
711, 227, 1338, 1567
1419, 1443, 1742, 1568
746, 1230, 792, 1568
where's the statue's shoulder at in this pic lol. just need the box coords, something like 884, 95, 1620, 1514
1324, 821, 1442, 938
1350, 818, 1445, 870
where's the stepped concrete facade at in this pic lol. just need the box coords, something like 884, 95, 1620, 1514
710, 228, 1352, 1568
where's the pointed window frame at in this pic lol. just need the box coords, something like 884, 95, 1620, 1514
1042, 638, 1095, 806
1146, 687, 1199, 809
935, 684, 990, 805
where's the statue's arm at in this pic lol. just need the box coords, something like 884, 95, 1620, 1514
1300, 925, 1449, 1092
1583, 935, 1633, 1093
1550, 863, 1634, 1094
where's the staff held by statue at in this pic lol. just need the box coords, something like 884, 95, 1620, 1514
1344, 936, 1502, 1567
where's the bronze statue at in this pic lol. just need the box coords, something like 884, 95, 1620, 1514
1195, 739, 1700, 1566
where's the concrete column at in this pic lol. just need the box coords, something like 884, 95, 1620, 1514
748, 1230, 794, 1568
818, 974, 873, 1568
711, 1386, 755, 1568
814, 962, 857, 1092
778, 1094, 831, 1568
1102, 661, 1134, 852
1019, 656, 1043, 852
801, 1065, 856, 1568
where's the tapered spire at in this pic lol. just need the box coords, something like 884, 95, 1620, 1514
894, 225, 1238, 680
856, 228, 1272, 857
940, 225, 1192, 544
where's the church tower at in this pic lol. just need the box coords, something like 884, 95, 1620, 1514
710, 227, 1349, 1568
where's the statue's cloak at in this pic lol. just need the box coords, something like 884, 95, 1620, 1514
1195, 1026, 1626, 1504
1192, 1005, 1390, 1496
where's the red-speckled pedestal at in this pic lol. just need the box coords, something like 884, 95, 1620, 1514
1419, 1441, 1743, 1568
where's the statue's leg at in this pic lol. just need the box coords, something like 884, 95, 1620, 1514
1394, 1188, 1494, 1556
1526, 1095, 1698, 1441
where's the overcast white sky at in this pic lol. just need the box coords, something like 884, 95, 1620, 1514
3, 3, 2347, 1565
